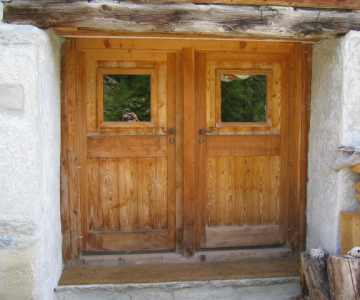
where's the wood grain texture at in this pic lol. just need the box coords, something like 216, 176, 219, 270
4, 0, 360, 10
4, 2, 360, 39
87, 159, 170, 232
206, 156, 280, 228
205, 225, 282, 248
207, 135, 281, 156
61, 39, 82, 264
301, 252, 331, 300
87, 136, 167, 158
61, 37, 308, 261
328, 255, 360, 300
60, 39, 74, 263
182, 47, 198, 257
88, 230, 171, 252
80, 49, 176, 252
286, 43, 309, 254
77, 39, 295, 53
166, 53, 177, 250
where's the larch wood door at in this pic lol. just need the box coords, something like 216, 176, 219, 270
196, 52, 288, 249
62, 39, 308, 261
79, 50, 177, 252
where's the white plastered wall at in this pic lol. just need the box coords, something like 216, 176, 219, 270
0, 3, 63, 299
307, 31, 360, 253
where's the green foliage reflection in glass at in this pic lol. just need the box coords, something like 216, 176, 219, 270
103, 74, 151, 122
221, 74, 267, 123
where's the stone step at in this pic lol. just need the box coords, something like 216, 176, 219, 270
54, 276, 300, 300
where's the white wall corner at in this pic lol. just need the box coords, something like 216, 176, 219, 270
307, 38, 343, 253
0, 24, 63, 300
307, 32, 360, 254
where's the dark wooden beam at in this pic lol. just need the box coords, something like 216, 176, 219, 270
3, 1, 360, 39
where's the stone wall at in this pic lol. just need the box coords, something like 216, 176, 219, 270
307, 31, 360, 253
0, 8, 63, 299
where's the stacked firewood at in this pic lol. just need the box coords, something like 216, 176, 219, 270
296, 250, 360, 300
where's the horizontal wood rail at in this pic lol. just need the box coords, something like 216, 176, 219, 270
205, 225, 282, 248
87, 135, 167, 158
88, 230, 171, 252
207, 135, 281, 157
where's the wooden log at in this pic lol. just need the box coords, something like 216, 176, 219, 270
301, 251, 331, 300
327, 255, 360, 300
3, 2, 360, 40
5, 0, 360, 10
299, 252, 310, 298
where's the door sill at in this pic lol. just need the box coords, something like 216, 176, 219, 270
59, 256, 299, 286
79, 246, 292, 266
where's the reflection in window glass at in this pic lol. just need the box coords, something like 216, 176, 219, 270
221, 74, 267, 123
103, 74, 151, 122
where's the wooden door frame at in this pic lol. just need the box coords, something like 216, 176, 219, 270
61, 37, 311, 265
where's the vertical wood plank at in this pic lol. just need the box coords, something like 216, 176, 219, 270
269, 156, 281, 224
175, 52, 184, 251
216, 157, 235, 226
206, 157, 217, 227
78, 51, 90, 250
156, 61, 167, 135
100, 158, 120, 230
87, 59, 98, 134
68, 41, 83, 262
118, 158, 138, 230
166, 53, 177, 248
234, 157, 244, 226
60, 39, 75, 263
279, 54, 291, 245
251, 157, 261, 225
137, 158, 155, 230
196, 52, 207, 246
287, 43, 304, 252
243, 157, 253, 225
154, 158, 168, 229
298, 43, 312, 252
259, 156, 270, 224
182, 47, 197, 256
88, 158, 101, 230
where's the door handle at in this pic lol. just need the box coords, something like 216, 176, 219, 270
162, 127, 176, 134
199, 127, 213, 135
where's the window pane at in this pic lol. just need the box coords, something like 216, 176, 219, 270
221, 74, 267, 123
103, 74, 151, 122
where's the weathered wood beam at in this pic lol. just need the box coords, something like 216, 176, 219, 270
3, 2, 360, 39
4, 0, 360, 10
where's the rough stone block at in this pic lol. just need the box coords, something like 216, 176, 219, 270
0, 84, 24, 111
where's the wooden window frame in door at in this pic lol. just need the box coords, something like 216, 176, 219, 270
96, 68, 157, 129
215, 69, 273, 128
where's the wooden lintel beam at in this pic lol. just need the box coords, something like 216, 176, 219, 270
3, 2, 360, 39
4, 0, 360, 10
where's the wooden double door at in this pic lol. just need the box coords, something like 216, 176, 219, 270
63, 38, 309, 260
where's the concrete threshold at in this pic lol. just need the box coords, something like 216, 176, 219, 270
55, 276, 300, 300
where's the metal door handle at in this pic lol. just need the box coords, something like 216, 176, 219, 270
162, 127, 176, 134
199, 127, 213, 135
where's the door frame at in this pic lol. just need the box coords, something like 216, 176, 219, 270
60, 37, 311, 265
